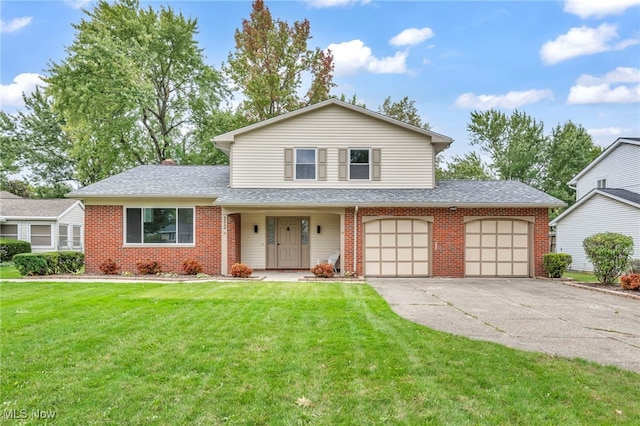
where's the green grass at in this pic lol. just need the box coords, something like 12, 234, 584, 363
564, 271, 601, 283
0, 262, 21, 279
1, 281, 638, 425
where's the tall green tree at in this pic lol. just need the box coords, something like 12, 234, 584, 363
0, 112, 22, 185
467, 109, 546, 186
439, 152, 493, 180
225, 0, 335, 122
378, 96, 430, 129
46, 0, 228, 184
542, 121, 601, 207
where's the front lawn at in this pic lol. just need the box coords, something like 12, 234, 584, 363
564, 271, 601, 283
0, 262, 20, 279
1, 281, 638, 424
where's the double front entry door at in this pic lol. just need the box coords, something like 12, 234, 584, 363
266, 217, 310, 269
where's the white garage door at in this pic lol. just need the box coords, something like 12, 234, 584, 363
465, 219, 530, 277
364, 218, 430, 277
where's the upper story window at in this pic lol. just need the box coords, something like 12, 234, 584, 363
126, 207, 194, 245
349, 148, 370, 180
295, 148, 316, 180
597, 178, 607, 189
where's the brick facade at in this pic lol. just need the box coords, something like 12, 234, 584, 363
84, 205, 222, 275
345, 206, 549, 278
227, 213, 242, 274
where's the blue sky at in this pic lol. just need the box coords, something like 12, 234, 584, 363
1, 0, 639, 160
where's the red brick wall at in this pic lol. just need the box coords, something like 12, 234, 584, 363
227, 213, 241, 274
84, 205, 222, 275
350, 207, 549, 278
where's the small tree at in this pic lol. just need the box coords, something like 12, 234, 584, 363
583, 232, 634, 284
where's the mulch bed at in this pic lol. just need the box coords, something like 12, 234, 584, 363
559, 279, 640, 300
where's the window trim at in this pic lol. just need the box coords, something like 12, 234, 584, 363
123, 206, 196, 247
348, 148, 371, 180
294, 148, 317, 180
29, 223, 53, 248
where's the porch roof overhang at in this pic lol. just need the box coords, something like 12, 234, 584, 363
214, 180, 565, 209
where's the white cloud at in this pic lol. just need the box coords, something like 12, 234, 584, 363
307, 0, 370, 8
540, 23, 639, 65
455, 89, 554, 110
64, 0, 93, 9
0, 17, 32, 33
587, 127, 623, 137
389, 27, 434, 46
568, 67, 640, 104
564, 0, 640, 18
567, 84, 640, 104
0, 73, 46, 108
576, 66, 640, 85
326, 40, 408, 76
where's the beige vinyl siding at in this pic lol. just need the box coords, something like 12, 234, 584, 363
241, 213, 267, 269
230, 104, 435, 189
310, 213, 341, 267
575, 143, 640, 199
555, 194, 640, 272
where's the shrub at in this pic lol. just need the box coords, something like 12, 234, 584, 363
136, 259, 162, 275
57, 251, 84, 274
311, 263, 335, 278
99, 258, 120, 275
13, 253, 48, 276
620, 274, 640, 290
629, 259, 640, 274
543, 253, 573, 278
583, 232, 634, 284
230, 263, 253, 278
1, 238, 31, 262
182, 258, 203, 275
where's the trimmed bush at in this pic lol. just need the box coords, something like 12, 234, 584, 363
136, 259, 162, 275
583, 232, 634, 284
311, 263, 335, 278
182, 259, 203, 275
543, 253, 572, 278
13, 253, 48, 276
99, 258, 120, 275
57, 251, 84, 274
230, 263, 253, 278
1, 238, 31, 262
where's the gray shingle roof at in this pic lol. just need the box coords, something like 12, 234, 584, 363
0, 198, 80, 219
599, 188, 640, 206
215, 180, 565, 207
66, 165, 563, 207
67, 165, 230, 198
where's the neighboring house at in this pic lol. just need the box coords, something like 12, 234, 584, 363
0, 191, 85, 252
68, 99, 563, 277
550, 138, 640, 271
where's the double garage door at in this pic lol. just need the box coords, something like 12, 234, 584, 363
363, 217, 530, 277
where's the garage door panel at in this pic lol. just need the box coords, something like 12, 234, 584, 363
413, 248, 429, 261
365, 248, 380, 261
364, 218, 430, 277
465, 219, 530, 277
397, 234, 412, 247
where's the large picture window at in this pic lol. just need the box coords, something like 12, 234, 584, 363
126, 208, 194, 244
0, 223, 18, 240
295, 148, 316, 180
349, 148, 370, 180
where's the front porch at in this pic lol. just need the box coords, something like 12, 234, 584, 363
221, 208, 346, 275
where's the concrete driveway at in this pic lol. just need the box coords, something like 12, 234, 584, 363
368, 278, 640, 373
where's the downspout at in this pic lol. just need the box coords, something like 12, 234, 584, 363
353, 205, 359, 275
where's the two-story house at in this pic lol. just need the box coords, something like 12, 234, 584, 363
550, 137, 640, 271
68, 99, 563, 277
